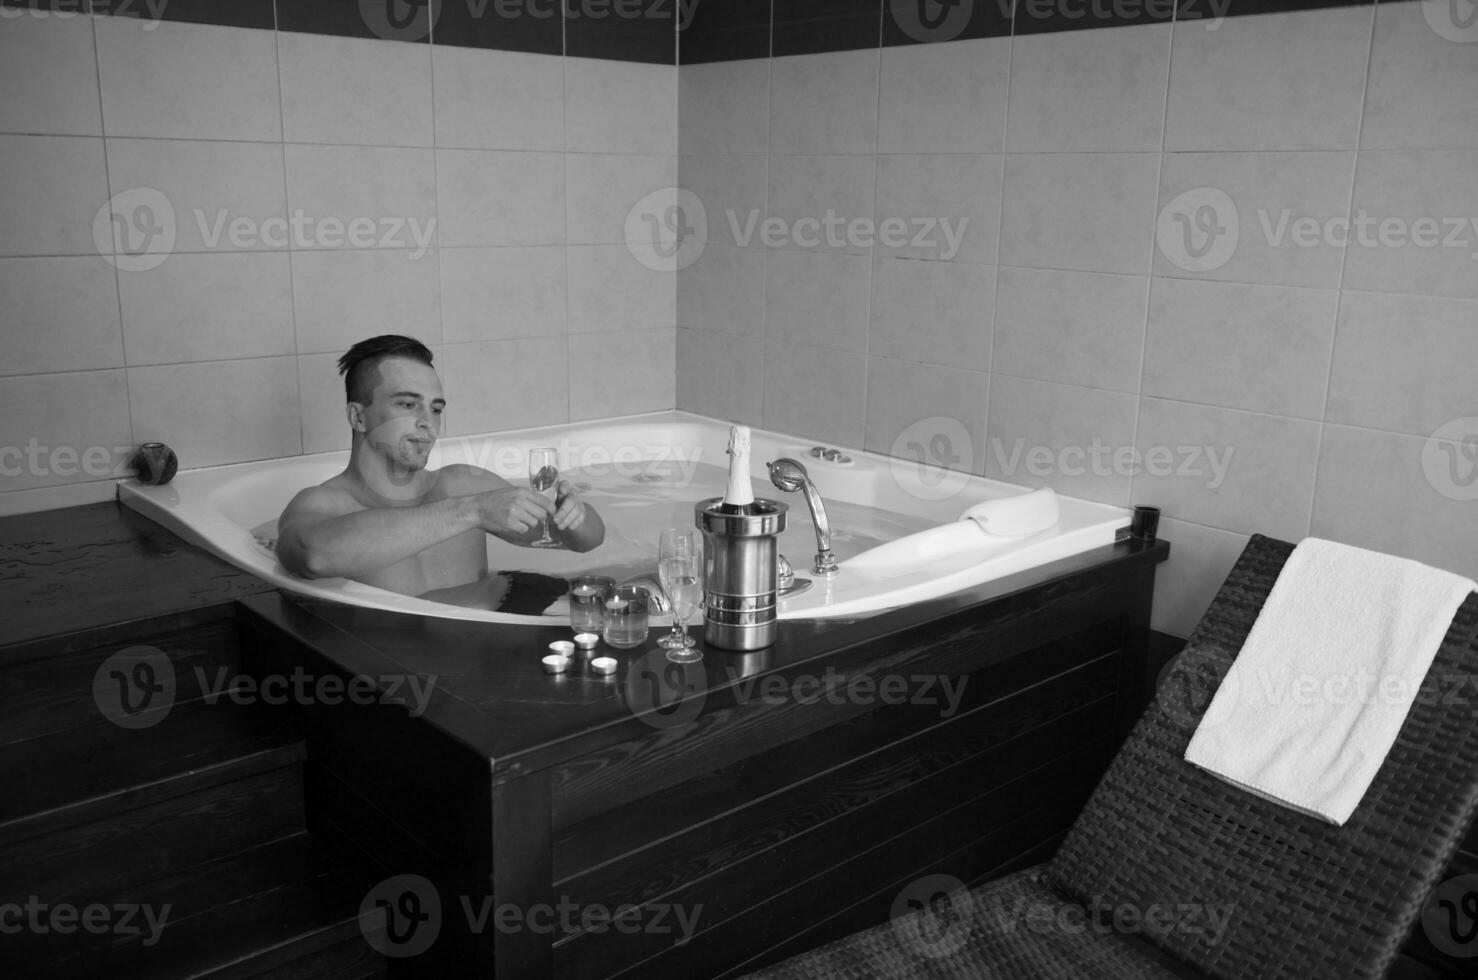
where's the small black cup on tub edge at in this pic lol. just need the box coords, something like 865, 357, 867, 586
133, 442, 178, 486
1116, 505, 1161, 545
1130, 505, 1160, 544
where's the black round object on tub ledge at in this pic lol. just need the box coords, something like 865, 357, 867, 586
133, 442, 178, 486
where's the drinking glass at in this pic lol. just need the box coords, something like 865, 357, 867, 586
528, 447, 561, 548
569, 575, 616, 633
602, 585, 650, 649
657, 528, 703, 662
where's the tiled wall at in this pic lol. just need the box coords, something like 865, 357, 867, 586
673, 0, 1478, 635
0, 5, 677, 514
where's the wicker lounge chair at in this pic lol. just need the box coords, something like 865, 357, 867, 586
747, 534, 1478, 979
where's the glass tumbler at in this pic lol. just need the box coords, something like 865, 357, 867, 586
569, 575, 617, 634
602, 585, 650, 649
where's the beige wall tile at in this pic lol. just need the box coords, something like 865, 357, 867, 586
434, 46, 564, 151
1326, 290, 1478, 437
120, 251, 295, 365
0, 135, 108, 257
770, 50, 879, 156
878, 37, 1008, 155
1008, 24, 1171, 153
993, 267, 1146, 393
0, 256, 123, 375
0, 369, 132, 492
128, 356, 301, 468
1165, 8, 1372, 151
1001, 152, 1160, 275
95, 18, 280, 141
278, 33, 431, 147
1133, 398, 1320, 540
985, 375, 1139, 505
0, 14, 101, 137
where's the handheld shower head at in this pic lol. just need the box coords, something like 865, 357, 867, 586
764, 457, 838, 577
767, 457, 810, 494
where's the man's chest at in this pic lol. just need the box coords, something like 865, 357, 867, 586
360, 526, 487, 595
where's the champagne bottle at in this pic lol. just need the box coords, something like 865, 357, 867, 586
718, 425, 758, 515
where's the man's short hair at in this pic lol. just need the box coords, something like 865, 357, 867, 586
337, 335, 434, 405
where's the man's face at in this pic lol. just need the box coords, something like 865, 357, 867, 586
353, 357, 446, 472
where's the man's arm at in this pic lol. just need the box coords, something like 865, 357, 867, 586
549, 478, 605, 553
277, 481, 555, 579
442, 466, 606, 554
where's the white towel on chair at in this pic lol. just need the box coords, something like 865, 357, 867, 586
1184, 537, 1475, 826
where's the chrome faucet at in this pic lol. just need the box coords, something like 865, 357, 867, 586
766, 458, 839, 577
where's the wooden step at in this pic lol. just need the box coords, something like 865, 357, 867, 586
236, 936, 390, 980
0, 615, 245, 749
0, 763, 307, 910
4, 833, 387, 979
0, 500, 271, 658
0, 696, 304, 843
0, 696, 307, 908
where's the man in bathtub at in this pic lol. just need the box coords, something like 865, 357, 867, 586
277, 335, 605, 613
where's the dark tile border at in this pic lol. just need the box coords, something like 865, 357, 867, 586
433, 0, 562, 53
98, 0, 275, 29
1, 0, 1390, 63
685, 0, 772, 32
1013, 0, 1173, 35
772, 12, 882, 56
2, 0, 274, 26
565, 0, 678, 63
565, 21, 676, 62
881, 0, 1014, 44
1176, 0, 1374, 19
772, 0, 878, 20
277, 0, 434, 42
0, 0, 90, 10
679, 26, 770, 63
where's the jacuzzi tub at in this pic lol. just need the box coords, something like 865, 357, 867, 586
118, 411, 1130, 625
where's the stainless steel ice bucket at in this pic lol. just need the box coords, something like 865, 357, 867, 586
695, 497, 788, 651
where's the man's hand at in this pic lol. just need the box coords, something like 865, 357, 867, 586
552, 480, 587, 532
466, 485, 556, 539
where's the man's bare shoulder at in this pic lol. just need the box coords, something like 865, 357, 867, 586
435, 463, 513, 496
280, 480, 363, 527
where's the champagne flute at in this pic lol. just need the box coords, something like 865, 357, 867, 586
528, 448, 561, 549
658, 528, 703, 661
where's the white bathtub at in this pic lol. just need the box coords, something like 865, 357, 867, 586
117, 411, 1130, 625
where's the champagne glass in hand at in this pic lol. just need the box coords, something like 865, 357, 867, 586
658, 528, 703, 662
528, 448, 561, 548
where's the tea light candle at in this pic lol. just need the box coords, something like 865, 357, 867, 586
573, 584, 597, 598
605, 598, 627, 611
542, 654, 570, 674
548, 640, 575, 658
590, 656, 618, 676
573, 632, 599, 650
